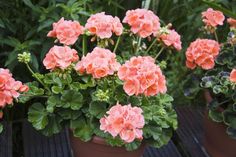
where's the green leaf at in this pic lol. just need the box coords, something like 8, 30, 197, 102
223, 111, 236, 128
61, 90, 83, 110
51, 86, 63, 94
209, 110, 223, 123
89, 101, 107, 119
200, 76, 219, 88
73, 118, 94, 142
18, 82, 44, 103
37, 19, 54, 32
158, 94, 173, 106
208, 99, 221, 110
70, 77, 96, 90
106, 136, 124, 147
129, 96, 141, 106
22, 0, 41, 12
41, 115, 62, 136
58, 109, 81, 121
28, 103, 48, 130
213, 85, 228, 94
227, 127, 236, 139
125, 141, 141, 151
46, 95, 60, 113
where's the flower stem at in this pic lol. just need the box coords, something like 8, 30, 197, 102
26, 63, 51, 93
135, 37, 142, 54
214, 31, 219, 42
146, 39, 157, 53
113, 36, 121, 54
155, 47, 165, 60
82, 35, 87, 56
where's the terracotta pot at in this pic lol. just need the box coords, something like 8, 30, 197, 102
69, 131, 146, 157
204, 91, 236, 157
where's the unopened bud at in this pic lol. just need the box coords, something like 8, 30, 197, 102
18, 52, 31, 64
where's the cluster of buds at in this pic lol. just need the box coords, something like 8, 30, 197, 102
18, 52, 31, 64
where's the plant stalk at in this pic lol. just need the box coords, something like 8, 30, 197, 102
146, 39, 157, 53
135, 37, 142, 54
26, 64, 51, 93
113, 36, 121, 53
82, 35, 87, 56
155, 47, 165, 60
214, 31, 219, 42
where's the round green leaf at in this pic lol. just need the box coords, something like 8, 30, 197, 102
61, 90, 83, 110
28, 103, 48, 130
89, 101, 107, 119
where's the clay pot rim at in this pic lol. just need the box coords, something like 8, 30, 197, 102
91, 136, 146, 147
69, 130, 146, 148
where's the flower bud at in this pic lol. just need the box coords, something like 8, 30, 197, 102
18, 52, 31, 64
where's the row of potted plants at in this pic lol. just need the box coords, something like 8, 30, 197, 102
0, 6, 236, 157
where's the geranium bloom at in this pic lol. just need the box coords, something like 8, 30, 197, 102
118, 56, 167, 96
85, 12, 123, 39
202, 8, 225, 27
185, 39, 220, 70
123, 9, 160, 38
100, 103, 144, 143
47, 18, 84, 45
227, 18, 236, 28
230, 69, 236, 83
159, 29, 182, 51
0, 68, 28, 108
43, 46, 79, 70
75, 47, 120, 78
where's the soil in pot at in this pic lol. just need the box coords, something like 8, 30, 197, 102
204, 91, 236, 157
69, 132, 146, 157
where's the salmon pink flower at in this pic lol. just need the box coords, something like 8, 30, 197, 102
43, 46, 79, 70
159, 29, 182, 51
0, 68, 28, 107
85, 12, 123, 39
123, 9, 160, 38
75, 47, 120, 78
185, 39, 220, 70
100, 103, 144, 143
118, 56, 167, 96
230, 69, 236, 83
227, 18, 236, 28
47, 18, 84, 45
202, 8, 225, 27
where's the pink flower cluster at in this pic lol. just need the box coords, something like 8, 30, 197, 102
75, 47, 120, 78
85, 12, 123, 39
118, 56, 167, 96
159, 29, 182, 51
227, 18, 236, 28
186, 39, 220, 70
100, 103, 144, 143
47, 18, 84, 45
123, 8, 160, 38
0, 68, 28, 108
202, 8, 225, 27
230, 69, 236, 83
43, 46, 79, 70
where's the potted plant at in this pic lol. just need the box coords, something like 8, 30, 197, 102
185, 7, 236, 157
18, 8, 180, 157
